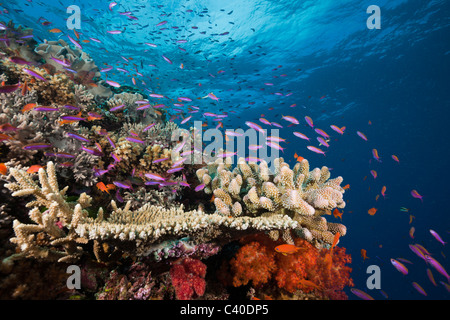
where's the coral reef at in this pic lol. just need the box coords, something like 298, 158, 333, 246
0, 19, 354, 301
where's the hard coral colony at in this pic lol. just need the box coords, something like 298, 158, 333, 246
0, 20, 353, 300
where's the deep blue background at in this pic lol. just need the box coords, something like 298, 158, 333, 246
3, 0, 450, 299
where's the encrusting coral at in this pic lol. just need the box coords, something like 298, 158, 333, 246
196, 157, 347, 248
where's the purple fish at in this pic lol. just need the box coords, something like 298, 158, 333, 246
109, 104, 125, 112
23, 68, 47, 81
61, 115, 85, 121
167, 167, 183, 173
195, 183, 205, 192
430, 230, 446, 245
391, 258, 408, 275
143, 123, 156, 132
80, 146, 102, 156
55, 152, 76, 158
411, 282, 427, 296
317, 136, 330, 148
409, 244, 427, 261
266, 141, 284, 152
304, 116, 314, 128
162, 55, 172, 64
67, 132, 89, 142
181, 116, 192, 124
113, 181, 132, 189
245, 121, 265, 134
425, 255, 449, 281
107, 30, 122, 34
50, 55, 71, 67
67, 35, 82, 49
22, 143, 52, 150
294, 132, 310, 141
106, 136, 116, 149
307, 145, 326, 156
357, 131, 368, 141
350, 288, 374, 300
178, 181, 190, 187
411, 190, 423, 202
145, 173, 165, 181
136, 104, 151, 110
10, 56, 31, 65
106, 80, 120, 88
100, 66, 113, 72
126, 137, 145, 144
61, 105, 80, 111
152, 157, 170, 164
315, 128, 329, 139
111, 153, 121, 163
115, 189, 124, 203
0, 83, 20, 93
271, 122, 284, 129
35, 106, 59, 112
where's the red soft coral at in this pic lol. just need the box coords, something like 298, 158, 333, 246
229, 241, 276, 287
169, 258, 207, 300
226, 234, 353, 300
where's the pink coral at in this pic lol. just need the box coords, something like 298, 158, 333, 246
169, 257, 207, 300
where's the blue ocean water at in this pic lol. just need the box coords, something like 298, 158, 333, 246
3, 0, 450, 299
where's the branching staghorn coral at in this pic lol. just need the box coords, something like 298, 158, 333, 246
196, 157, 347, 248
2, 162, 89, 267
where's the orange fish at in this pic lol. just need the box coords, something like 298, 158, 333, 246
368, 207, 377, 216
0, 163, 7, 175
26, 165, 43, 173
294, 153, 304, 162
0, 123, 19, 132
343, 184, 350, 190
48, 28, 62, 33
361, 249, 369, 261
409, 215, 415, 224
22, 102, 36, 113
331, 232, 340, 250
381, 186, 387, 198
298, 279, 322, 290
409, 227, 415, 239
82, 40, 90, 43
375, 194, 380, 201
0, 133, 13, 141
275, 244, 302, 255
73, 29, 80, 39
96, 182, 110, 193
333, 208, 343, 220
21, 81, 28, 96
106, 184, 116, 191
